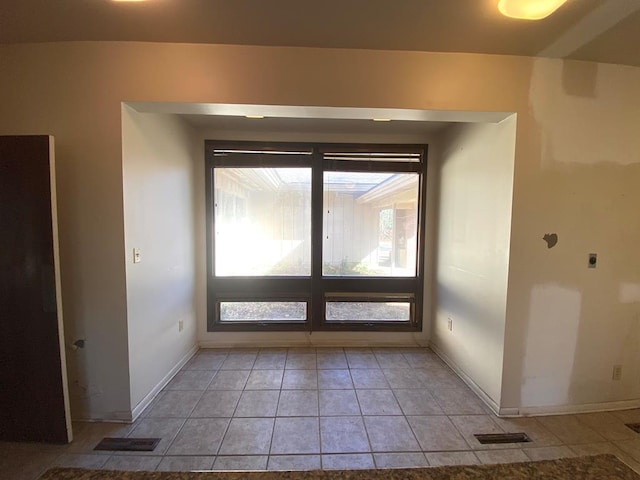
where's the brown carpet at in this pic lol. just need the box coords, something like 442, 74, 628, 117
39, 454, 639, 480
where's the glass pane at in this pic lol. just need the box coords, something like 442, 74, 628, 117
323, 172, 419, 276
220, 302, 307, 322
326, 302, 410, 322
215, 168, 311, 276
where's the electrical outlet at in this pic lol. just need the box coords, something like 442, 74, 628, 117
178, 319, 184, 332
612, 364, 623, 381
447, 318, 453, 331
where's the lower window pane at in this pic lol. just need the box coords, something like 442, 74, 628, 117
326, 302, 411, 322
220, 302, 307, 322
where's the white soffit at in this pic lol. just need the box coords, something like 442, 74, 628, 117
126, 102, 513, 124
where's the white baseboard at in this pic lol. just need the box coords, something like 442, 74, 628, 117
498, 407, 521, 417
429, 342, 500, 415
429, 342, 640, 418
516, 399, 640, 417
130, 344, 199, 421
199, 340, 312, 349
73, 412, 138, 423
198, 340, 426, 349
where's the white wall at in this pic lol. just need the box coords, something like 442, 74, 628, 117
121, 108, 199, 415
1, 42, 639, 419
431, 118, 516, 408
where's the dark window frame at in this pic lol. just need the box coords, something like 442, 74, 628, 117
205, 141, 428, 332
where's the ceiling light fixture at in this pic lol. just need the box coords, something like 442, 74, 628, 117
373, 118, 391, 122
245, 115, 265, 119
498, 0, 568, 20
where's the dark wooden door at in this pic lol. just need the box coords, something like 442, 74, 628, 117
0, 135, 72, 443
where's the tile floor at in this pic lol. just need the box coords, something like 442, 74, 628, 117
3, 347, 640, 479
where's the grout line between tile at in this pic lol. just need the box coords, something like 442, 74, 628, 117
13, 346, 640, 475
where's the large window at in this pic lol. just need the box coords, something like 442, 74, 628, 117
214, 167, 311, 276
206, 142, 427, 331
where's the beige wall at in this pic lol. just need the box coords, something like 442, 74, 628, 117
431, 118, 516, 409
121, 108, 199, 415
502, 60, 640, 414
1, 42, 639, 419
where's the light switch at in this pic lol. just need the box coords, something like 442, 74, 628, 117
133, 248, 141, 264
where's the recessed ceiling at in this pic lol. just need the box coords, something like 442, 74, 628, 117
2, 0, 639, 67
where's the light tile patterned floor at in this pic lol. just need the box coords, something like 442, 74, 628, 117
3, 347, 640, 479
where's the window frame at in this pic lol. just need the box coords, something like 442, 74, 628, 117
205, 141, 428, 332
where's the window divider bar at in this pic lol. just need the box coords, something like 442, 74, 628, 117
414, 158, 429, 328
211, 155, 313, 168
205, 161, 216, 331
206, 140, 315, 154
323, 160, 422, 173
310, 149, 324, 331
316, 144, 426, 155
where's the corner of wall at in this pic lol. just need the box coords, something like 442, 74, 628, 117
122, 109, 202, 413
431, 118, 516, 408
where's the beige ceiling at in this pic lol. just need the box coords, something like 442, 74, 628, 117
1, 0, 639, 67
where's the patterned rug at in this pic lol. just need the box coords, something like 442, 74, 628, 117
39, 454, 639, 479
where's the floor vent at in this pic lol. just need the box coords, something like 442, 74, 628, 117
626, 423, 640, 434
474, 432, 531, 444
94, 437, 161, 452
